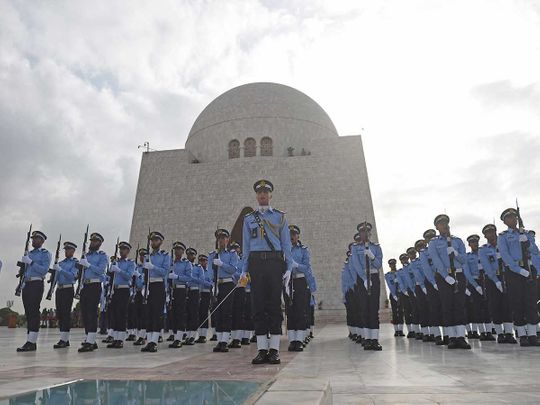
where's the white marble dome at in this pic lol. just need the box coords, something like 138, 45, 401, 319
185, 82, 338, 162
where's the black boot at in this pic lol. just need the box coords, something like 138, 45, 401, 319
241, 338, 250, 345
141, 342, 157, 352
484, 332, 496, 341
505, 333, 517, 344
370, 340, 382, 351
228, 339, 241, 349
78, 342, 95, 353
53, 340, 69, 349
167, 334, 175, 342
195, 336, 207, 344
456, 337, 471, 349
363, 339, 373, 350
447, 337, 458, 349
287, 341, 296, 352
133, 337, 145, 346
210, 334, 218, 341
267, 349, 281, 364
443, 336, 450, 345
169, 340, 182, 348
435, 336, 444, 345
126, 334, 136, 342
102, 336, 114, 344
528, 336, 540, 346
407, 331, 416, 338
17, 342, 37, 352
520, 336, 531, 347
250, 335, 257, 343
252, 350, 268, 364
184, 337, 195, 346
293, 341, 304, 352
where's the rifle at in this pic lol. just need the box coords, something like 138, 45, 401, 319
46, 234, 62, 300
15, 224, 32, 296
167, 248, 174, 311
478, 260, 487, 302
516, 199, 534, 281
130, 243, 140, 304
364, 220, 372, 296
495, 248, 507, 293
143, 228, 150, 305
447, 236, 459, 294
105, 237, 120, 310
212, 227, 219, 304
74, 225, 89, 300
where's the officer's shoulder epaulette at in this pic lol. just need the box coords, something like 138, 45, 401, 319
160, 250, 167, 254
245, 211, 255, 217
300, 245, 308, 250
371, 242, 380, 246
98, 250, 106, 255
209, 250, 216, 255
352, 242, 360, 246
39, 247, 48, 252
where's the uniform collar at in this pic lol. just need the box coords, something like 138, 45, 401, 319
258, 205, 273, 213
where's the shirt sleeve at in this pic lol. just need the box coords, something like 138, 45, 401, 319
428, 240, 449, 278
497, 234, 522, 274
463, 255, 479, 288
479, 248, 499, 284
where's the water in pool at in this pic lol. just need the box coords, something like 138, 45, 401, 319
1, 380, 262, 404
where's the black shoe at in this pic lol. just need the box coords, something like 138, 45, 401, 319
407, 331, 416, 338
435, 336, 444, 345
348, 332, 353, 340
250, 335, 257, 343
292, 341, 304, 352
78, 342, 95, 353
141, 342, 157, 352
228, 339, 241, 349
169, 340, 182, 348
99, 329, 107, 335
195, 337, 207, 344
394, 331, 399, 337
415, 333, 424, 340
497, 334, 506, 343
213, 342, 228, 352
210, 334, 218, 341
422, 334, 429, 342
398, 331, 405, 337
252, 350, 268, 364
267, 349, 281, 364
520, 336, 531, 347
505, 334, 517, 344
310, 332, 314, 338
53, 340, 69, 349
102, 336, 114, 344
471, 331, 480, 339
106, 341, 116, 348
17, 342, 37, 352
126, 334, 136, 341
184, 337, 195, 346
427, 334, 435, 342
167, 334, 175, 342
370, 340, 382, 351
355, 336, 364, 344
447, 337, 458, 349
363, 339, 373, 350
479, 332, 488, 341
456, 337, 471, 349
158, 336, 163, 343
528, 336, 540, 346
241, 338, 250, 345
351, 334, 358, 341
443, 336, 450, 345
287, 342, 296, 352
484, 332, 496, 341
134, 337, 145, 346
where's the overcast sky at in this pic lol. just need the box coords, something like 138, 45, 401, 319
1, 0, 539, 311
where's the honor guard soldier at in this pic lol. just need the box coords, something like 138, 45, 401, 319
287, 225, 312, 352
479, 224, 517, 343
53, 241, 79, 348
349, 222, 383, 351
242, 180, 293, 364
196, 254, 212, 343
343, 249, 356, 339
229, 241, 246, 349
346, 242, 363, 342
133, 248, 148, 346
107, 241, 135, 348
208, 228, 239, 353
497, 208, 540, 346
16, 230, 52, 352
141, 231, 169, 352
396, 253, 417, 338
427, 215, 471, 349
385, 259, 404, 337
230, 242, 254, 345
167, 241, 191, 349
185, 247, 203, 345
464, 235, 494, 341
407, 247, 430, 341
417, 234, 444, 344
78, 232, 107, 353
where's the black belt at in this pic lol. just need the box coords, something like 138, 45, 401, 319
250, 251, 283, 260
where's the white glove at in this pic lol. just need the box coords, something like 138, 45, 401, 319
433, 283, 439, 291
446, 247, 457, 256
53, 263, 61, 271
421, 286, 427, 295
79, 258, 90, 268
21, 255, 32, 265
168, 273, 178, 280
519, 268, 530, 278
444, 275, 456, 285
475, 285, 483, 295
392, 294, 398, 301
519, 234, 528, 242
363, 280, 368, 290
143, 261, 154, 270
110, 264, 121, 273
403, 291, 409, 296
240, 272, 248, 280
495, 281, 503, 292
282, 270, 291, 287
465, 288, 471, 296
213, 258, 223, 267
365, 249, 375, 260
291, 260, 300, 269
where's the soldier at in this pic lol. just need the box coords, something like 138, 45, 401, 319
478, 224, 517, 343
427, 214, 471, 349
185, 247, 203, 345
17, 230, 52, 352
464, 235, 495, 341
396, 253, 417, 338
229, 241, 246, 349
497, 208, 540, 346
52, 241, 79, 349
107, 241, 135, 348
343, 250, 356, 339
242, 180, 293, 364
286, 225, 311, 352
349, 222, 383, 351
345, 242, 363, 343
196, 254, 212, 343
78, 232, 107, 353
407, 246, 430, 341
140, 231, 169, 353
167, 241, 191, 349
133, 248, 148, 346
208, 228, 239, 353
416, 235, 444, 345
385, 258, 404, 337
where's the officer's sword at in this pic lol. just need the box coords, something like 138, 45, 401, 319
196, 283, 240, 332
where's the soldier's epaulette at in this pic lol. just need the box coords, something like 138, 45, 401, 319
352, 242, 360, 246
160, 250, 167, 254
245, 211, 254, 217
98, 250, 106, 255
39, 247, 48, 252
371, 242, 380, 246
301, 245, 308, 250
209, 250, 216, 255
274, 208, 286, 214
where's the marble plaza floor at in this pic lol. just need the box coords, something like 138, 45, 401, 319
1, 324, 540, 404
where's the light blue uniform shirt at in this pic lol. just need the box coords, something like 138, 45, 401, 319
349, 242, 383, 282
189, 262, 204, 288
25, 247, 52, 279
427, 235, 467, 278
478, 243, 502, 284
145, 250, 169, 279
291, 242, 311, 277
464, 251, 482, 289
242, 207, 293, 274
56, 257, 78, 285
384, 272, 399, 298
396, 265, 414, 294
418, 249, 438, 287
84, 249, 108, 281
134, 264, 145, 290
498, 228, 540, 275
171, 258, 193, 285
207, 249, 239, 279
409, 258, 426, 289
113, 258, 135, 286
200, 267, 213, 290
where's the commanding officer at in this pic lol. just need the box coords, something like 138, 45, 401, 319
185, 247, 203, 345
497, 208, 540, 346
196, 254, 212, 343
427, 215, 471, 349
242, 180, 293, 364
407, 247, 430, 341
141, 231, 169, 353
208, 229, 239, 353
133, 248, 148, 346
53, 241, 79, 349
479, 224, 517, 343
287, 225, 311, 352
385, 259, 404, 337
464, 235, 494, 341
17, 230, 52, 352
78, 232, 107, 353
349, 222, 383, 351
167, 241, 191, 349
107, 241, 135, 348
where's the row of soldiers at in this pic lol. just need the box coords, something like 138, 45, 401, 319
14, 179, 317, 364
344, 208, 540, 349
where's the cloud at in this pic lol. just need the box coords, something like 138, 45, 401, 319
471, 80, 540, 111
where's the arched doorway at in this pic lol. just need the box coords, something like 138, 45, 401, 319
230, 206, 254, 248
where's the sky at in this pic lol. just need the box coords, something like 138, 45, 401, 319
1, 0, 539, 312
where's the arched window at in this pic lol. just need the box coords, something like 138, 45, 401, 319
260, 137, 273, 156
228, 139, 240, 159
244, 138, 256, 157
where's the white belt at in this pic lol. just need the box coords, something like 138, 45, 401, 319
218, 278, 233, 284
454, 268, 463, 273
245, 288, 251, 293
175, 284, 186, 289
293, 273, 305, 279
189, 286, 199, 291
201, 289, 211, 293
370, 269, 379, 274
26, 277, 44, 281
149, 277, 163, 283
57, 284, 74, 289
114, 285, 129, 289
84, 278, 101, 284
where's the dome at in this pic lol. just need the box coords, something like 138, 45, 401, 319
185, 82, 338, 162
